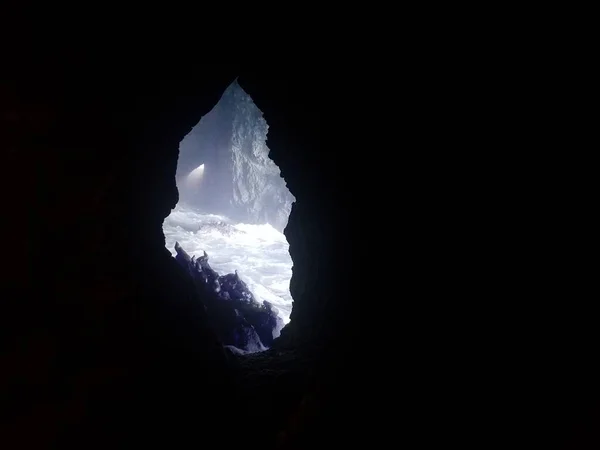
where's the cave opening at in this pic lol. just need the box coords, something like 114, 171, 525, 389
162, 80, 295, 354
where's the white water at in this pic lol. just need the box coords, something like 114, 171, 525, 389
163, 204, 293, 323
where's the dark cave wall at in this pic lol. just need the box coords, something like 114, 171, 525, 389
3, 41, 596, 448
237, 73, 356, 350
2, 61, 246, 448
1, 50, 361, 448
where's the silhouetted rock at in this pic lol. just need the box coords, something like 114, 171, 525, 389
174, 242, 283, 351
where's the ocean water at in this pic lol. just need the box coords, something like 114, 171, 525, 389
163, 204, 293, 323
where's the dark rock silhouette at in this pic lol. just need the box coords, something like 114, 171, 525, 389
174, 241, 283, 351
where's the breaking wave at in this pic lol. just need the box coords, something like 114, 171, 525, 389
163, 204, 293, 323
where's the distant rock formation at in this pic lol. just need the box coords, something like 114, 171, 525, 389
176, 80, 295, 232
174, 241, 283, 352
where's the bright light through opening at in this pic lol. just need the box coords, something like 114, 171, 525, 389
186, 163, 205, 188
162, 80, 295, 348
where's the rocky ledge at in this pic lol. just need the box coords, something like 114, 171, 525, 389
174, 241, 284, 352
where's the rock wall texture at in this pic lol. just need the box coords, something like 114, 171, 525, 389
177, 80, 295, 231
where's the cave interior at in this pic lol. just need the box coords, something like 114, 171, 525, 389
2, 45, 599, 449
2, 57, 367, 449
